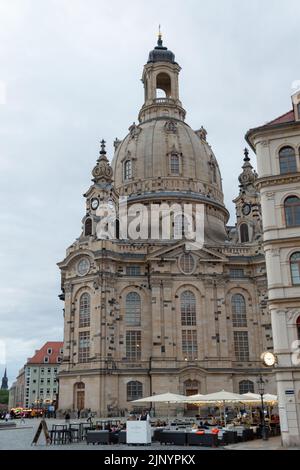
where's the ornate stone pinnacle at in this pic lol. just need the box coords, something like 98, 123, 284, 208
244, 148, 250, 162
100, 139, 106, 156
92, 139, 113, 183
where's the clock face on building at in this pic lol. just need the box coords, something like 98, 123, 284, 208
91, 198, 99, 210
242, 203, 251, 216
77, 258, 90, 276
261, 351, 276, 367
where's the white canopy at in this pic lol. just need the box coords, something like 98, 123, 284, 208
242, 392, 278, 403
191, 390, 246, 403
131, 392, 186, 403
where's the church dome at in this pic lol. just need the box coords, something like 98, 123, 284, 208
111, 37, 229, 243
112, 119, 224, 204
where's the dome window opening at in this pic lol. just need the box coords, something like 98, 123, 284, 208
124, 160, 133, 180
170, 153, 180, 175
156, 72, 172, 100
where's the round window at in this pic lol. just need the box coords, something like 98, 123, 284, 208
179, 253, 196, 274
77, 258, 91, 276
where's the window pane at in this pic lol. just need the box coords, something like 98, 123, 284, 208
181, 291, 196, 326
239, 380, 254, 394
79, 293, 90, 327
234, 331, 249, 361
232, 294, 247, 327
182, 330, 198, 360
170, 154, 180, 174
126, 266, 141, 276
285, 197, 300, 227
291, 253, 300, 284
127, 381, 143, 401
230, 269, 245, 278
78, 331, 90, 363
124, 161, 132, 180
125, 292, 141, 326
279, 147, 297, 174
126, 331, 141, 360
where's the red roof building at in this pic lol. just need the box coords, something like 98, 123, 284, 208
27, 341, 63, 365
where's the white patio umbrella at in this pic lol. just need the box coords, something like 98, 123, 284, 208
242, 392, 278, 404
131, 392, 187, 422
190, 390, 247, 426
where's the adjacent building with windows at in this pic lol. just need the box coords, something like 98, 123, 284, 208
246, 90, 300, 446
21, 342, 63, 409
57, 36, 276, 416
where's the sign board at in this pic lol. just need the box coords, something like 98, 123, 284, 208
278, 406, 289, 432
285, 390, 295, 395
31, 419, 51, 445
126, 420, 151, 444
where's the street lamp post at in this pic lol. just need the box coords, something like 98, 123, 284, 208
257, 374, 268, 441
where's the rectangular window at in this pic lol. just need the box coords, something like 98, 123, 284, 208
47, 368, 51, 374
182, 330, 198, 360
170, 153, 180, 175
230, 269, 245, 278
234, 331, 249, 361
78, 331, 90, 363
126, 266, 141, 276
126, 331, 141, 361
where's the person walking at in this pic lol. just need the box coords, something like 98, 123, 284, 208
20, 411, 26, 424
87, 409, 93, 424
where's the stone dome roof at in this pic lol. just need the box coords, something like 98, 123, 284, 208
111, 118, 224, 204
148, 36, 176, 64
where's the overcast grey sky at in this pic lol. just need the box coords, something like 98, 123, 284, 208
1, 0, 300, 386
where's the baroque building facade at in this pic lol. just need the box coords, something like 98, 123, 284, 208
247, 91, 300, 446
58, 36, 276, 416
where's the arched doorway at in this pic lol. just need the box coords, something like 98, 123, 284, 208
184, 380, 200, 411
74, 382, 85, 410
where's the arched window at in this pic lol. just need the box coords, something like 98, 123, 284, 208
290, 252, 300, 285
170, 153, 180, 175
79, 293, 90, 327
297, 316, 300, 340
124, 160, 132, 180
240, 223, 249, 243
156, 72, 171, 98
285, 196, 300, 227
279, 146, 297, 174
125, 292, 141, 326
84, 218, 92, 236
232, 294, 247, 327
127, 381, 143, 401
239, 380, 254, 394
181, 291, 196, 326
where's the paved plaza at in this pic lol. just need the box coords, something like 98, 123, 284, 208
0, 419, 294, 451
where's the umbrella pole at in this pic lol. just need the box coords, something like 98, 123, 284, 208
223, 401, 227, 427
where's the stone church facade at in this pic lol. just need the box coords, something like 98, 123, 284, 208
57, 36, 276, 416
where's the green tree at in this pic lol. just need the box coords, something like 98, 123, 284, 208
0, 390, 9, 405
